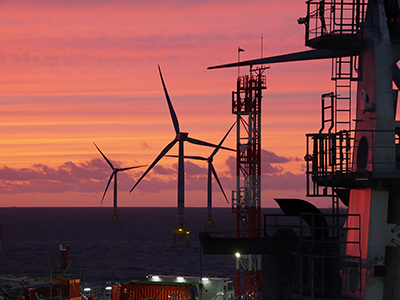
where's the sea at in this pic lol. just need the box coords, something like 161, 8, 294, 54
0, 207, 278, 287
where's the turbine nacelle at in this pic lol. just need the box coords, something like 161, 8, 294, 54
176, 132, 188, 140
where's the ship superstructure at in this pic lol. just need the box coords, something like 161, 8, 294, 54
205, 1, 400, 299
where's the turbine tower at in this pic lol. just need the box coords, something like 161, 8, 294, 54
168, 121, 236, 231
94, 143, 145, 221
130, 66, 233, 246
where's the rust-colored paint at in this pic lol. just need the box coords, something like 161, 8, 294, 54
112, 282, 193, 300
34, 279, 81, 299
343, 188, 372, 299
68, 279, 81, 297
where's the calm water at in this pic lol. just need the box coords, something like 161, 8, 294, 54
0, 207, 254, 286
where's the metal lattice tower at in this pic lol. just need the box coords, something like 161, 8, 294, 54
231, 67, 266, 298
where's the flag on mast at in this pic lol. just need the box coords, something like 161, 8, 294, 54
237, 47, 244, 76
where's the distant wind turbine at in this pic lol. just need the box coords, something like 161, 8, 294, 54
130, 65, 234, 246
94, 143, 145, 221
167, 121, 236, 231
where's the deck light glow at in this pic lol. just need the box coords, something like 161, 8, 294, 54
84, 288, 91, 292
176, 276, 184, 280
235, 252, 241, 258
202, 277, 209, 281
105, 286, 112, 290
152, 275, 160, 280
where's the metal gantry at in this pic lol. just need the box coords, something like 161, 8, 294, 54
231, 67, 266, 298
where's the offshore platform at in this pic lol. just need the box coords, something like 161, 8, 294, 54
201, 0, 400, 299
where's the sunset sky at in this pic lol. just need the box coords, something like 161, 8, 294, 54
0, 0, 335, 208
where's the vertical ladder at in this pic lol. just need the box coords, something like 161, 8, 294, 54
331, 60, 351, 235
320, 92, 334, 134
333, 56, 354, 133
331, 0, 364, 132
332, 52, 358, 237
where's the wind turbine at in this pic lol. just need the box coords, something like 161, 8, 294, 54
130, 65, 234, 246
167, 121, 236, 231
94, 143, 145, 221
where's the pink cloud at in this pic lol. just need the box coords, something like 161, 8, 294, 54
181, 161, 207, 176
224, 149, 305, 192
0, 159, 142, 195
0, 0, 312, 97
225, 149, 302, 176
263, 172, 305, 191
0, 147, 306, 207
153, 165, 176, 175
131, 177, 176, 194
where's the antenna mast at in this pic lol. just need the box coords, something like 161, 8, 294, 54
232, 65, 267, 298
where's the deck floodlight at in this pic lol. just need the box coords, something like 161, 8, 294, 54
353, 170, 372, 181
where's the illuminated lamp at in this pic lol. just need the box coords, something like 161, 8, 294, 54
353, 170, 372, 181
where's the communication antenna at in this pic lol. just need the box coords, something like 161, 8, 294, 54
261, 35, 263, 58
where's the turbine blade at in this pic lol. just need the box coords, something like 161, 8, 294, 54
158, 65, 180, 135
210, 163, 229, 204
130, 139, 177, 192
118, 165, 147, 172
94, 143, 114, 170
165, 154, 207, 161
208, 49, 354, 70
101, 173, 114, 204
210, 121, 236, 158
187, 137, 235, 152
